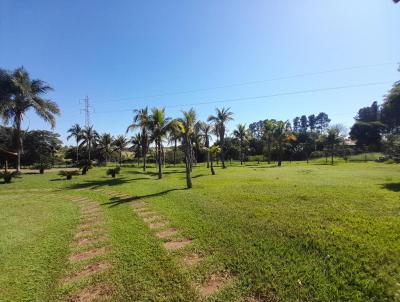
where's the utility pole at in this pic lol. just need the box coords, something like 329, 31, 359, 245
80, 96, 92, 128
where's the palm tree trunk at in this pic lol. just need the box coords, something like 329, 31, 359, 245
210, 156, 215, 175
240, 140, 243, 165
88, 142, 91, 161
173, 139, 177, 166
278, 143, 282, 167
185, 143, 192, 188
157, 140, 162, 179
206, 150, 210, 168
220, 132, 226, 168
15, 114, 22, 172
119, 150, 122, 166
267, 138, 271, 164
76, 141, 79, 162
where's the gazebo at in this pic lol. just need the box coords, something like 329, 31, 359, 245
0, 148, 17, 172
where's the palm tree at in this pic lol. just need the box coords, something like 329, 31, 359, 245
148, 108, 172, 179
176, 108, 197, 188
233, 123, 247, 165
127, 107, 150, 171
199, 122, 212, 168
79, 126, 99, 161
168, 125, 181, 166
98, 133, 114, 165
67, 124, 82, 162
263, 120, 276, 164
113, 135, 129, 166
209, 145, 221, 175
130, 133, 142, 167
208, 107, 234, 168
272, 121, 294, 167
0, 67, 60, 171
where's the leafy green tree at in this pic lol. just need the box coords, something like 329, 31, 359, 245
113, 135, 129, 167
233, 123, 248, 165
325, 125, 345, 164
272, 121, 293, 166
0, 67, 60, 171
300, 115, 308, 132
67, 124, 82, 162
315, 112, 331, 133
98, 133, 114, 165
148, 108, 172, 179
22, 130, 61, 167
381, 81, 400, 133
79, 126, 99, 161
127, 107, 150, 171
208, 107, 234, 168
263, 119, 276, 164
349, 121, 385, 149
308, 114, 317, 132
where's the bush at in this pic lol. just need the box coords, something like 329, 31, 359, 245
76, 159, 93, 175
106, 166, 120, 178
33, 162, 52, 174
310, 151, 325, 159
58, 170, 79, 180
0, 171, 19, 183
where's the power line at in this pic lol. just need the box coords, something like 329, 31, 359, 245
93, 80, 392, 114
91, 62, 397, 104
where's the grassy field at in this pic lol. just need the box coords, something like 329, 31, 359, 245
1, 161, 399, 302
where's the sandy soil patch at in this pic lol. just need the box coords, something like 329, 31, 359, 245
64, 262, 112, 283
74, 236, 108, 247
69, 246, 111, 262
182, 253, 203, 266
198, 273, 232, 296
148, 222, 168, 229
156, 228, 179, 238
163, 238, 192, 250
66, 282, 114, 302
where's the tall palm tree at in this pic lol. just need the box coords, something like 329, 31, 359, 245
233, 123, 247, 165
207, 107, 234, 168
127, 107, 150, 171
67, 124, 82, 162
113, 135, 129, 166
130, 133, 142, 167
98, 133, 114, 165
79, 126, 99, 161
272, 121, 293, 167
263, 120, 276, 164
168, 125, 181, 166
176, 108, 197, 188
199, 122, 212, 168
148, 108, 171, 179
0, 67, 60, 171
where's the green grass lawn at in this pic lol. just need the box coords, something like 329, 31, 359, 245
1, 161, 399, 301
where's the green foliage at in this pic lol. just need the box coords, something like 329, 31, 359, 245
58, 170, 79, 180
0, 171, 19, 183
106, 166, 120, 178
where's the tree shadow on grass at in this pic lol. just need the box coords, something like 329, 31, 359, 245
101, 187, 186, 207
65, 177, 132, 190
381, 182, 400, 192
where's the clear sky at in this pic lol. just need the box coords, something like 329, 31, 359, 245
1, 0, 399, 144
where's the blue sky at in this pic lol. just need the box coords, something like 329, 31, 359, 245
1, 0, 399, 144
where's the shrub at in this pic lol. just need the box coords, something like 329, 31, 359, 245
33, 162, 52, 174
310, 151, 325, 159
0, 171, 19, 183
106, 166, 120, 178
76, 159, 93, 175
58, 170, 79, 180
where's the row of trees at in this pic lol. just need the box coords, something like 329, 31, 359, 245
349, 73, 400, 156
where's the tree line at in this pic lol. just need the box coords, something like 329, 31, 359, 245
1, 66, 400, 187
